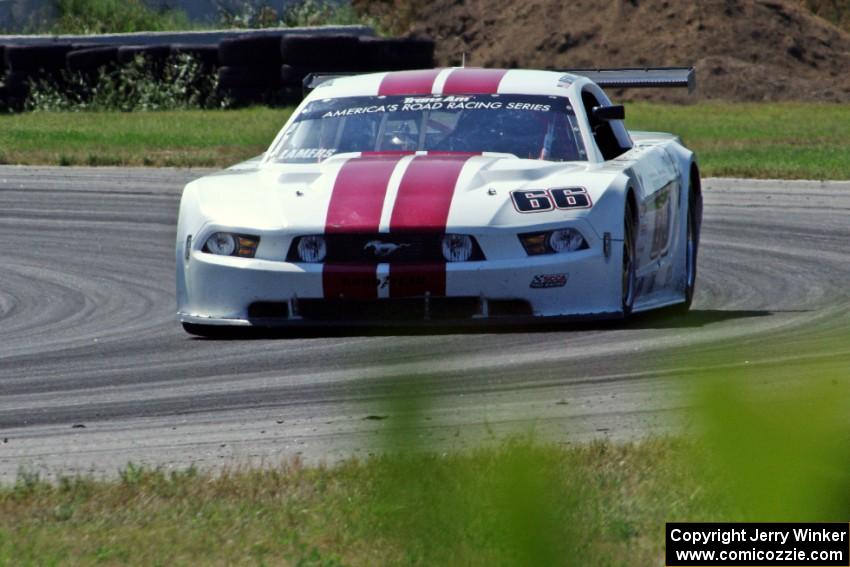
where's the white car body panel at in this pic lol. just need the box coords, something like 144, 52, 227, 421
176, 68, 701, 328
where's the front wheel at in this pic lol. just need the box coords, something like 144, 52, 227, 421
621, 200, 637, 317
182, 322, 237, 338
672, 189, 699, 314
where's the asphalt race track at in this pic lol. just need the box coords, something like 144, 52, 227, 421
1, 167, 848, 480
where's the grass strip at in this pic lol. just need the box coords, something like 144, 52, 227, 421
626, 102, 850, 179
1, 324, 847, 565
0, 103, 847, 179
0, 438, 721, 566
0, 108, 292, 168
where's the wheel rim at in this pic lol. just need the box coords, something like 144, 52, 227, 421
622, 210, 636, 310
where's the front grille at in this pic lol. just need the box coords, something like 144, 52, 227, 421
287, 233, 485, 264
291, 297, 533, 322
247, 301, 290, 320
488, 299, 533, 317
296, 297, 482, 321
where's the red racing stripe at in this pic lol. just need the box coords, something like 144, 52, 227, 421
441, 68, 508, 95
389, 155, 470, 232
388, 154, 474, 298
322, 264, 380, 300
387, 263, 445, 298
378, 69, 442, 96
323, 155, 405, 299
325, 155, 399, 234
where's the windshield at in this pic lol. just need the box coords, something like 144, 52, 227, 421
272, 94, 587, 163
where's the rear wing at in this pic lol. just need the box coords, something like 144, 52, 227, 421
563, 67, 695, 93
303, 66, 696, 96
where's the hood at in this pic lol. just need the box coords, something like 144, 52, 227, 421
188, 152, 617, 234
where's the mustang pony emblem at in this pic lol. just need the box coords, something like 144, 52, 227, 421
363, 240, 410, 257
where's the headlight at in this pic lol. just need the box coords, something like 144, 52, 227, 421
441, 234, 473, 262
519, 229, 587, 255
548, 228, 585, 252
203, 232, 259, 257
296, 235, 327, 263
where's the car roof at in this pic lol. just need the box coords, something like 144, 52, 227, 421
306, 68, 590, 100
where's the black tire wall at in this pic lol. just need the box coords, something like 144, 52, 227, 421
1, 33, 437, 111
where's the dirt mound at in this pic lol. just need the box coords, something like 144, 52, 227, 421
411, 0, 850, 102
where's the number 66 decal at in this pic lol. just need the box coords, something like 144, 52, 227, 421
511, 187, 592, 213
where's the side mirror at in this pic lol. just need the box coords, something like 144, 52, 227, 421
592, 105, 625, 122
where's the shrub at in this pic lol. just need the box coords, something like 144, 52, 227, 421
215, 0, 373, 31
51, 0, 191, 34
25, 54, 225, 112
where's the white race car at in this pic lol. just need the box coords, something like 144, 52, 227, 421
176, 67, 702, 335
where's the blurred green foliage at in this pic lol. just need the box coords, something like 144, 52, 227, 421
691, 355, 850, 521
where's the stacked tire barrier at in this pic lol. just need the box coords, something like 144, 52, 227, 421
219, 34, 434, 107
3, 43, 73, 108
218, 34, 288, 106
0, 32, 434, 111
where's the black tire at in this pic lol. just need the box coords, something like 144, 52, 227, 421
218, 65, 282, 89
182, 322, 238, 338
622, 199, 637, 317
217, 85, 268, 106
4, 70, 36, 91
671, 186, 700, 314
0, 45, 6, 73
117, 45, 171, 66
360, 37, 435, 71
279, 63, 319, 86
280, 34, 361, 66
66, 46, 119, 73
2, 76, 28, 110
278, 85, 302, 105
219, 35, 282, 67
5, 44, 73, 71
170, 43, 219, 67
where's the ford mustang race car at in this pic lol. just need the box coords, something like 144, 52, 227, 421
176, 67, 702, 335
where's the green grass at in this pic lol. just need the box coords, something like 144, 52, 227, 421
0, 108, 292, 168
1, 328, 847, 565
0, 439, 720, 566
0, 103, 848, 178
626, 102, 850, 179
2, 350, 847, 566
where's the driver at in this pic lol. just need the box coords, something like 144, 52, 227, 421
438, 108, 545, 157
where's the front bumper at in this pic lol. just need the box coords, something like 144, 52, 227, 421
177, 243, 623, 326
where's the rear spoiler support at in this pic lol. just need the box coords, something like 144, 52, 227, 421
303, 73, 357, 97
562, 67, 695, 93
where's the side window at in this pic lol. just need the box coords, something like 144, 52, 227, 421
581, 90, 627, 161
542, 111, 584, 162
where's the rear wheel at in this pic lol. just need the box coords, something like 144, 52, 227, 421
622, 200, 637, 317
